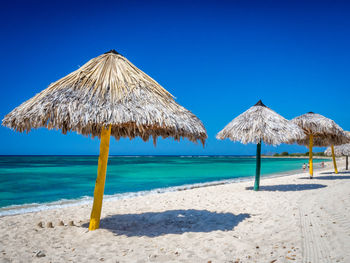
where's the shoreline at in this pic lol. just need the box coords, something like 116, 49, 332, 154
0, 154, 329, 157
0, 159, 348, 262
0, 158, 332, 217
262, 155, 331, 159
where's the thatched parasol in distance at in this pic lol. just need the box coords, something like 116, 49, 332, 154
292, 112, 349, 177
2, 50, 207, 230
216, 100, 305, 191
324, 132, 350, 170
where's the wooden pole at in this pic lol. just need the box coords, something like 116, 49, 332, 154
309, 134, 313, 178
89, 125, 111, 231
254, 141, 262, 191
331, 145, 338, 174
346, 156, 348, 170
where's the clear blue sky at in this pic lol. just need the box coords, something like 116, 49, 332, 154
1, 0, 349, 155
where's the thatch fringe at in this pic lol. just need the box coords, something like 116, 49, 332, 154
324, 132, 350, 156
324, 144, 350, 157
2, 50, 207, 145
291, 112, 350, 147
216, 100, 305, 145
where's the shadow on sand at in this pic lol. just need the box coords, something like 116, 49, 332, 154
319, 171, 350, 175
245, 184, 327, 192
82, 209, 250, 237
299, 175, 350, 180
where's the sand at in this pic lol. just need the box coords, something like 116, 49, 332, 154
1, 159, 349, 263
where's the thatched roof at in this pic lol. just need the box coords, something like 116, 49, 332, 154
324, 132, 350, 156
291, 112, 349, 147
2, 50, 207, 145
216, 100, 305, 145
324, 144, 350, 157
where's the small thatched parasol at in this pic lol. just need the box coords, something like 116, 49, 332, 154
216, 100, 305, 190
324, 132, 350, 170
2, 50, 207, 230
292, 112, 349, 177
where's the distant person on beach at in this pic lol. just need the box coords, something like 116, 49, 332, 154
321, 162, 325, 168
302, 163, 306, 170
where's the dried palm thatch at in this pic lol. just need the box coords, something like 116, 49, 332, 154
2, 50, 207, 145
324, 145, 349, 157
291, 112, 349, 147
298, 134, 350, 147
337, 143, 350, 156
216, 100, 305, 145
2, 49, 208, 231
292, 112, 349, 176
324, 139, 350, 171
216, 100, 305, 191
324, 132, 350, 157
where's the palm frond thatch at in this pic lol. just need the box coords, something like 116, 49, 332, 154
296, 134, 350, 147
216, 100, 305, 145
2, 50, 207, 145
291, 112, 349, 147
324, 144, 350, 156
324, 132, 350, 156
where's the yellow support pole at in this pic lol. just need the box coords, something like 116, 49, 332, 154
89, 125, 111, 231
309, 134, 313, 178
331, 145, 338, 174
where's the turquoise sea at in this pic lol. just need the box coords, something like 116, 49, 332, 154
0, 156, 327, 215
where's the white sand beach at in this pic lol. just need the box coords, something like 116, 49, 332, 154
1, 159, 349, 263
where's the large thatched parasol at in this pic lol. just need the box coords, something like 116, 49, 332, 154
292, 112, 349, 177
2, 50, 207, 230
324, 132, 350, 170
216, 100, 305, 191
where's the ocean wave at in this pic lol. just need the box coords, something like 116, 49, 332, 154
0, 197, 93, 217
0, 163, 322, 217
0, 176, 255, 217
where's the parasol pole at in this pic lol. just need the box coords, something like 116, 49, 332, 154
89, 125, 111, 231
331, 145, 338, 174
309, 134, 313, 178
254, 140, 262, 191
346, 156, 348, 170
